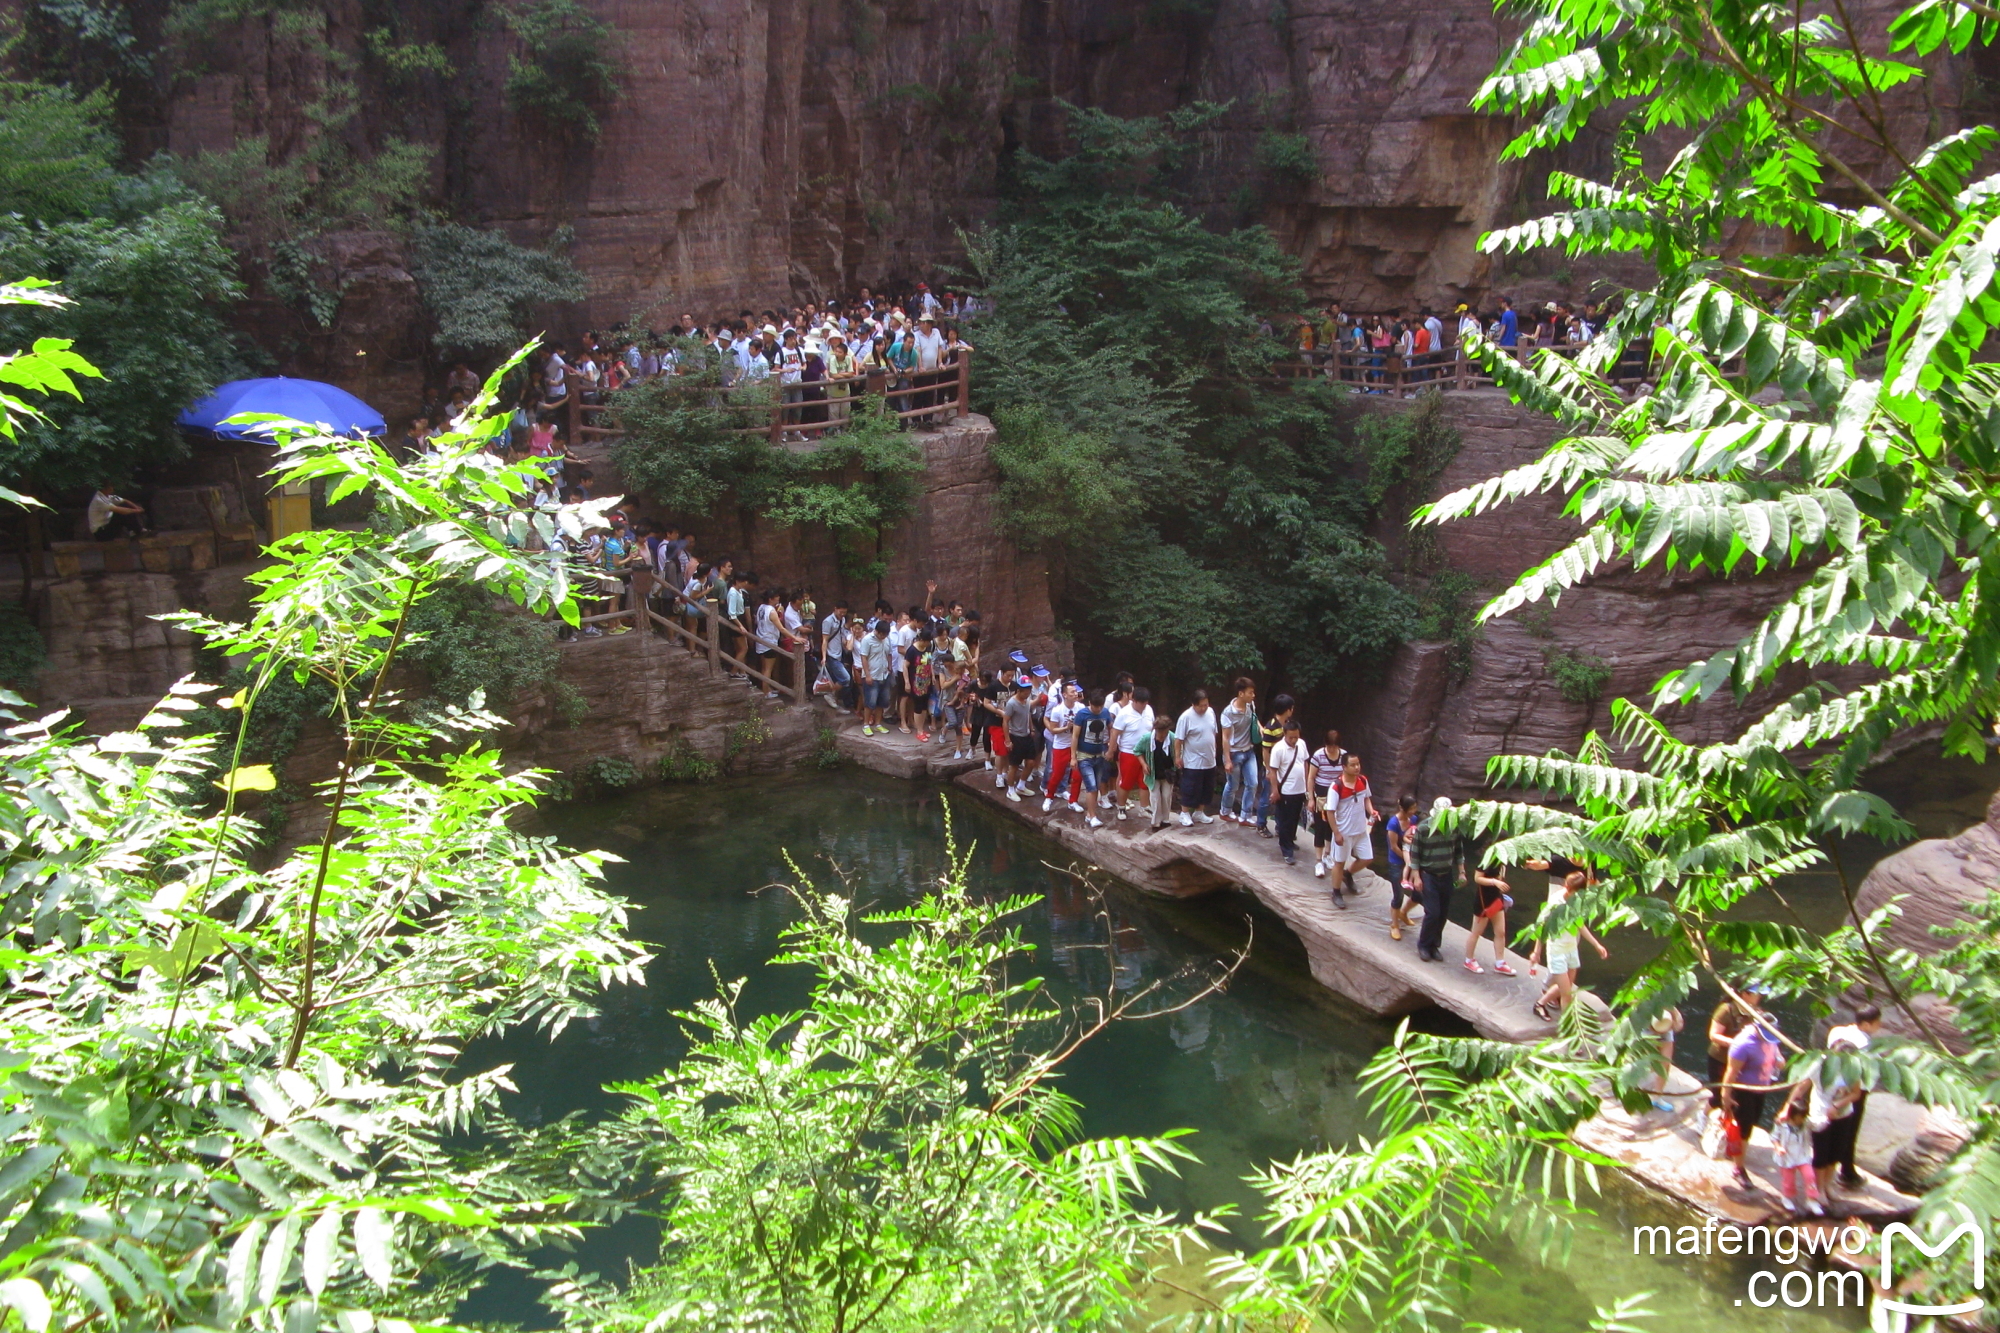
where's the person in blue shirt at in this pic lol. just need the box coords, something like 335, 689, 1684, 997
1498, 296, 1520, 348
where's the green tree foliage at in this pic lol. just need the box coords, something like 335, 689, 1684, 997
971, 103, 1413, 688
0, 83, 122, 220
0, 82, 241, 493
407, 222, 588, 355
564, 838, 1195, 1333
400, 577, 586, 723
0, 335, 660, 1330
610, 355, 924, 580
503, 0, 623, 145
1198, 0, 2000, 1323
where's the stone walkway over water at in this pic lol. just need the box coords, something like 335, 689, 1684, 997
835, 720, 1562, 1042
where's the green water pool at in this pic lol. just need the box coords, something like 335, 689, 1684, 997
468, 762, 1946, 1330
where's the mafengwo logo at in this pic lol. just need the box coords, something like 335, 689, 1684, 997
1878, 1203, 1985, 1321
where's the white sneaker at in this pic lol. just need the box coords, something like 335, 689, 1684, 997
1805, 1198, 1825, 1217
1197, 813, 1214, 824
1313, 861, 1325, 878
1098, 794, 1113, 809
1067, 801, 1083, 813
1007, 788, 1022, 802
1041, 797, 1053, 812
1086, 816, 1103, 828
1177, 812, 1192, 827
995, 773, 1006, 787
983, 760, 993, 770
1115, 807, 1127, 821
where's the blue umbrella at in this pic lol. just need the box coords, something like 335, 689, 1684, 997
177, 377, 386, 441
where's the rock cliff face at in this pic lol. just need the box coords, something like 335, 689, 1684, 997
1346, 392, 1864, 798
157, 0, 1977, 359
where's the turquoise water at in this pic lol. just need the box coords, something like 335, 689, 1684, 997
472, 766, 1903, 1330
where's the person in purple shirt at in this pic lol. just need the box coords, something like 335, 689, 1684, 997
1721, 996, 1786, 1189
1498, 296, 1520, 348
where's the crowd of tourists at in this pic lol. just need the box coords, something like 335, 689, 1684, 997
1280, 295, 1604, 368
1684, 994, 1887, 1217
400, 284, 981, 456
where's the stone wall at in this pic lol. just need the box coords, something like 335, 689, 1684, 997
507, 628, 827, 777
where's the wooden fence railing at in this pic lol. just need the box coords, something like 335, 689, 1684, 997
568, 568, 810, 705
1268, 343, 1651, 396
566, 354, 972, 446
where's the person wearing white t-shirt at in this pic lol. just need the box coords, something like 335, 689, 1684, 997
1813, 1005, 1885, 1197
1171, 691, 1222, 826
1266, 719, 1311, 866
1111, 687, 1155, 818
1039, 685, 1078, 812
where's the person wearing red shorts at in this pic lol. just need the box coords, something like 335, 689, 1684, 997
1463, 865, 1515, 975
1111, 686, 1154, 819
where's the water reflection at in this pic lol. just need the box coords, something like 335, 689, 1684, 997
471, 764, 1932, 1330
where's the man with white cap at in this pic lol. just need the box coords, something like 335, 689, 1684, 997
1408, 796, 1468, 962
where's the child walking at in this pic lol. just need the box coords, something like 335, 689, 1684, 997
1463, 866, 1516, 974
1148, 714, 1176, 829
1772, 1095, 1825, 1216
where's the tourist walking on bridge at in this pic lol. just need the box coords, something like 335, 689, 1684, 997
1410, 797, 1467, 963
1171, 691, 1221, 826
1327, 751, 1377, 908
1219, 678, 1260, 827
1266, 719, 1309, 867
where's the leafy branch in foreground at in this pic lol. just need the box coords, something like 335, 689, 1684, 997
1374, 0, 2000, 1318
0, 337, 654, 1332
552, 829, 1237, 1333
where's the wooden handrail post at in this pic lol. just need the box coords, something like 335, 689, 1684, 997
628, 568, 650, 626
955, 351, 971, 419
792, 640, 806, 704
706, 611, 720, 672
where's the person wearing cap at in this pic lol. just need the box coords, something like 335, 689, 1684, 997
1002, 679, 1037, 800
911, 313, 947, 421
1456, 303, 1480, 348
1408, 796, 1468, 962
1721, 995, 1786, 1189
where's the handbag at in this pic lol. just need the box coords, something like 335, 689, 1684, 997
1700, 1108, 1729, 1160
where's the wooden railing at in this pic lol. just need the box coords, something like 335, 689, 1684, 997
565, 354, 972, 446
567, 567, 810, 705
1268, 343, 1651, 396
